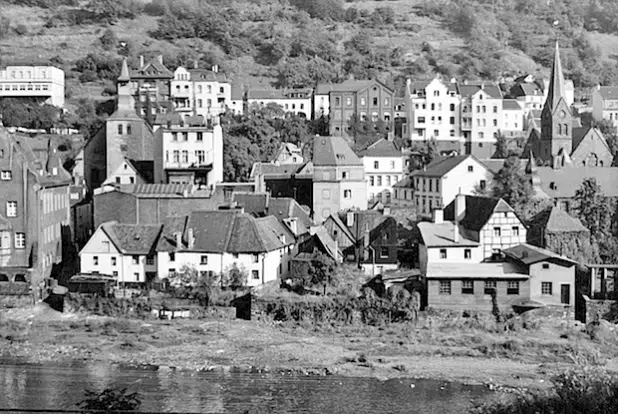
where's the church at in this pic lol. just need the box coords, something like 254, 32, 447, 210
525, 43, 615, 169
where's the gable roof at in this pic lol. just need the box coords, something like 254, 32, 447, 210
156, 215, 188, 252
188, 68, 227, 82
502, 99, 522, 111
326, 214, 355, 242
443, 196, 515, 232
536, 167, 618, 198
457, 82, 502, 99
528, 206, 589, 234
316, 80, 373, 95
313, 136, 363, 166
417, 221, 479, 247
502, 243, 577, 267
360, 138, 402, 158
312, 226, 340, 260
231, 192, 312, 234
101, 222, 162, 255
249, 162, 312, 179
572, 127, 612, 154
133, 56, 173, 79
411, 155, 483, 178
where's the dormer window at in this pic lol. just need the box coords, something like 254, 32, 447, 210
52, 167, 58, 176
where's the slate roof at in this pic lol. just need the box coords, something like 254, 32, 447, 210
503, 243, 577, 266
153, 113, 210, 127
101, 222, 162, 255
249, 162, 312, 178
457, 82, 503, 99
312, 226, 340, 260
360, 138, 402, 158
528, 206, 589, 234
315, 80, 374, 95
156, 216, 188, 252
188, 69, 227, 82
313, 136, 363, 166
502, 99, 523, 111
247, 89, 286, 100
232, 193, 313, 234
393, 176, 413, 189
596, 86, 618, 100
133, 56, 173, 79
411, 155, 480, 178
426, 261, 527, 279
536, 167, 618, 198
572, 127, 611, 154
231, 85, 244, 100
443, 196, 515, 232
417, 221, 479, 247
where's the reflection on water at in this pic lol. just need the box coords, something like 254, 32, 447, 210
0, 361, 491, 413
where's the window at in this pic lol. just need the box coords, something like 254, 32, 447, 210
493, 119, 497, 127
439, 249, 447, 259
111, 257, 117, 266
127, 125, 132, 135
1, 171, 11, 180
361, 97, 366, 105
386, 176, 391, 186
131, 255, 139, 265
252, 270, 259, 280
117, 124, 123, 135
512, 226, 519, 236
134, 272, 140, 281
493, 106, 498, 113
93, 256, 99, 266
493, 227, 501, 237
0, 231, 10, 249
144, 255, 153, 265
541, 282, 552, 295
484, 280, 497, 295
369, 176, 375, 186
342, 171, 348, 179
322, 189, 331, 199
377, 176, 382, 186
346, 97, 352, 106
343, 189, 351, 198
464, 249, 471, 259
507, 281, 519, 295
173, 150, 179, 163
417, 117, 425, 124
450, 103, 455, 111
15, 233, 25, 249
335, 97, 341, 106
480, 180, 486, 190
197, 132, 203, 141
389, 161, 395, 170
172, 132, 178, 141
373, 97, 378, 106
182, 132, 188, 141
181, 150, 188, 163
439, 280, 451, 295
373, 161, 379, 169
542, 263, 550, 269
6, 201, 17, 217
14, 274, 26, 283
462, 280, 474, 294
115, 177, 121, 184
169, 252, 175, 262
251, 254, 259, 263
380, 246, 389, 258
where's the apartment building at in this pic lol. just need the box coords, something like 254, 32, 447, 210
170, 65, 230, 117
0, 63, 65, 107
0, 129, 72, 300
152, 113, 223, 187
360, 139, 403, 205
459, 82, 504, 157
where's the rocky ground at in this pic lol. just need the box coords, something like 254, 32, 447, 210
1, 303, 617, 393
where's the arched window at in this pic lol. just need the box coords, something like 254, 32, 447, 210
0, 274, 8, 282
558, 124, 562, 134
564, 124, 568, 135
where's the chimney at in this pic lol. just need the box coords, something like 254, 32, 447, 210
157, 55, 163, 65
188, 228, 194, 249
433, 208, 443, 224
288, 218, 298, 235
455, 190, 466, 221
346, 211, 354, 227
139, 55, 144, 68
194, 60, 198, 69
175, 232, 182, 250
597, 84, 601, 91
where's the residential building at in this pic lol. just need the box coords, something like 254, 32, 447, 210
393, 97, 408, 139
459, 81, 504, 157
246, 87, 312, 118
501, 99, 525, 138
156, 210, 295, 287
510, 73, 574, 115
170, 64, 230, 117
273, 143, 304, 164
591, 85, 618, 133
152, 113, 223, 186
319, 80, 395, 137
124, 55, 174, 124
230, 85, 245, 115
411, 155, 494, 216
102, 158, 148, 186
323, 209, 398, 275
312, 136, 367, 223
526, 206, 590, 259
360, 138, 404, 205
79, 222, 162, 288
0, 129, 72, 300
0, 63, 65, 107
392, 177, 415, 207
406, 78, 461, 152
250, 161, 314, 208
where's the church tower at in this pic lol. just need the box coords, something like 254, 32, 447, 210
116, 58, 133, 111
539, 42, 572, 165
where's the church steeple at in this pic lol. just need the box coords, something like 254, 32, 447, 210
118, 58, 130, 83
116, 58, 133, 111
546, 42, 566, 111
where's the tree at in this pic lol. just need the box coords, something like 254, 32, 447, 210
300, 251, 337, 295
347, 114, 388, 150
279, 114, 311, 145
78, 388, 141, 411
99, 28, 118, 51
574, 178, 613, 240
167, 265, 217, 306
493, 132, 509, 159
492, 156, 532, 209
223, 263, 248, 289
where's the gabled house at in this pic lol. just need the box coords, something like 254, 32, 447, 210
273, 143, 304, 164
360, 138, 404, 205
591, 84, 618, 133
79, 221, 162, 288
458, 81, 504, 157
102, 158, 147, 186
170, 64, 230, 117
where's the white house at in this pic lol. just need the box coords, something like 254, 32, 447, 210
591, 85, 618, 132
79, 222, 162, 287
156, 210, 295, 287
411, 154, 494, 216
101, 159, 147, 186
170, 65, 231, 117
361, 138, 404, 205
0, 64, 65, 107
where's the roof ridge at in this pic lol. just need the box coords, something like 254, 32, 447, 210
248, 215, 266, 252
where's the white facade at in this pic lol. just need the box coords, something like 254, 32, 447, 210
406, 78, 461, 142
461, 89, 503, 150
79, 228, 156, 285
413, 156, 494, 216
591, 86, 618, 132
170, 66, 231, 117
477, 211, 527, 259
102, 159, 143, 186
314, 94, 330, 118
0, 65, 65, 107
501, 101, 525, 136
363, 155, 404, 205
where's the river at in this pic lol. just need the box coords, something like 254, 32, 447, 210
0, 361, 493, 413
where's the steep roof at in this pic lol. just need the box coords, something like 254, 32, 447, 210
249, 162, 312, 179
572, 127, 612, 154
231, 193, 312, 234
133, 56, 173, 79
360, 138, 401, 158
411, 155, 479, 178
188, 69, 227, 82
502, 99, 522, 111
417, 221, 479, 247
503, 243, 577, 267
313, 136, 362, 166
426, 261, 527, 279
156, 215, 188, 252
536, 167, 618, 198
545, 42, 566, 111
101, 222, 162, 255
443, 196, 515, 232
457, 82, 502, 99
528, 206, 589, 234
596, 86, 618, 100
118, 58, 130, 82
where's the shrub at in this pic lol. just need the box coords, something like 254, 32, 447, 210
78, 388, 141, 411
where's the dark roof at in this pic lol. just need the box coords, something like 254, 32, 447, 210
503, 243, 577, 267
536, 167, 618, 198
133, 56, 173, 79
457, 82, 502, 99
315, 80, 373, 95
231, 193, 313, 234
393, 176, 413, 188
528, 206, 589, 234
188, 69, 227, 82
101, 222, 162, 255
249, 162, 311, 178
444, 195, 515, 232
153, 113, 211, 127
502, 99, 522, 110
410, 155, 474, 178
156, 216, 188, 252
596, 86, 618, 100
336, 210, 388, 241
186, 211, 238, 253
313, 136, 362, 166
360, 138, 401, 158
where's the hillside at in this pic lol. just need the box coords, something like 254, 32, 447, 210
1, 0, 618, 108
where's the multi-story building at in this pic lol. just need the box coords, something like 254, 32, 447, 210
406, 78, 461, 152
246, 87, 313, 118
318, 80, 395, 137
152, 113, 223, 186
79, 221, 162, 288
459, 81, 504, 157
123, 55, 174, 124
411, 155, 494, 216
0, 129, 72, 300
312, 136, 367, 223
591, 85, 618, 132
510, 74, 574, 115
501, 99, 525, 138
170, 65, 230, 117
0, 63, 65, 107
360, 138, 403, 205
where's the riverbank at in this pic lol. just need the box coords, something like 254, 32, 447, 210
1, 304, 616, 392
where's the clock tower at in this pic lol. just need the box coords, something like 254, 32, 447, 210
539, 42, 572, 165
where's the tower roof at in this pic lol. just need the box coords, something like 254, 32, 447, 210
118, 58, 130, 82
545, 42, 566, 111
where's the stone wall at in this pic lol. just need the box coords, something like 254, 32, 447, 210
0, 294, 33, 308
582, 295, 618, 323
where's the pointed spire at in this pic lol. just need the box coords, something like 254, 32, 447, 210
545, 42, 566, 111
525, 150, 537, 174
118, 58, 130, 82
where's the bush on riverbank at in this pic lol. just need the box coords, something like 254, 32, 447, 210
474, 366, 618, 413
